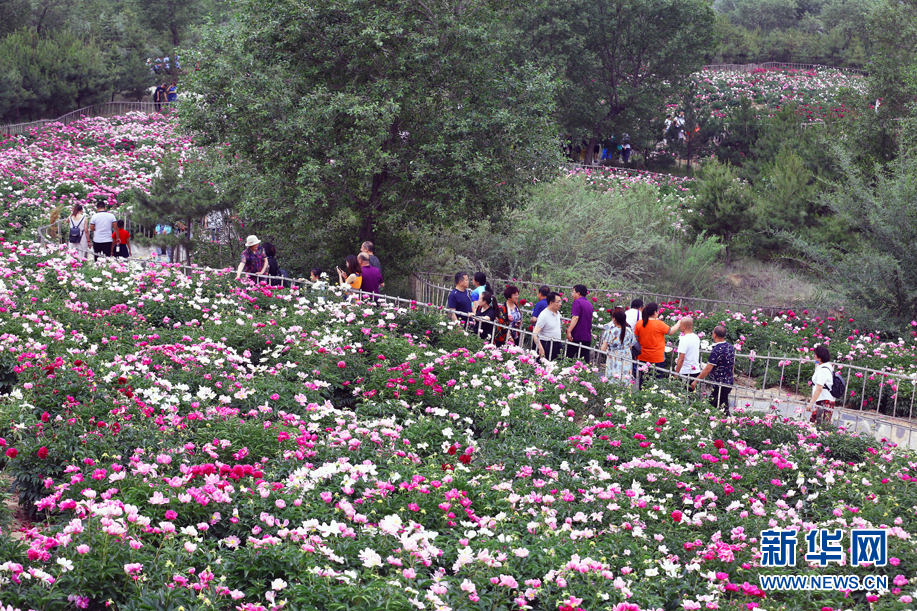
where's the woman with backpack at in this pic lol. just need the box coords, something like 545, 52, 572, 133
807, 345, 841, 425
67, 203, 88, 255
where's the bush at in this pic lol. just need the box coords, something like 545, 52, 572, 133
434, 174, 673, 288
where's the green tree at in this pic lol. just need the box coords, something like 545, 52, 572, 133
796, 144, 917, 324
132, 0, 208, 47
517, 0, 719, 152
688, 160, 755, 264
0, 28, 111, 120
130, 155, 235, 266
181, 0, 560, 247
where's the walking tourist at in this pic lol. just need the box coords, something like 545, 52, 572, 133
624, 299, 643, 329
113, 220, 131, 258
447, 272, 473, 326
494, 285, 522, 347
88, 202, 116, 260
690, 325, 736, 416
674, 316, 701, 382
360, 241, 381, 271
600, 309, 637, 385
262, 242, 280, 282
153, 83, 165, 112
358, 253, 383, 296
471, 291, 498, 342
633, 302, 684, 388
470, 272, 491, 302
806, 345, 837, 425
530, 285, 551, 326
566, 284, 594, 363
236, 235, 266, 280
534, 292, 564, 362
67, 204, 88, 254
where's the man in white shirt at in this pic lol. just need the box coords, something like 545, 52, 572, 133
88, 202, 117, 260
674, 316, 701, 382
624, 299, 643, 329
534, 292, 563, 361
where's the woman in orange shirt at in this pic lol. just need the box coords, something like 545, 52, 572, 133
633, 302, 684, 389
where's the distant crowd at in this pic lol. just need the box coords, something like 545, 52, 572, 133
152, 82, 178, 112
441, 272, 842, 423
58, 213, 843, 424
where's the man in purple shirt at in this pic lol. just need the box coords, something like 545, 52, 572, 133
357, 253, 383, 296
566, 284, 594, 363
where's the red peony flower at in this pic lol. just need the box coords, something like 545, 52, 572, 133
714, 439, 725, 449
458, 454, 472, 465
74, 360, 82, 366
671, 510, 683, 523
37, 447, 48, 459
6, 448, 17, 459
447, 445, 458, 456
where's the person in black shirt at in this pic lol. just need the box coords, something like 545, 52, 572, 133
262, 242, 280, 284
471, 290, 498, 342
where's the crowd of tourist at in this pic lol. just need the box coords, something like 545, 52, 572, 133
60, 213, 840, 422
444, 272, 745, 416
66, 202, 132, 260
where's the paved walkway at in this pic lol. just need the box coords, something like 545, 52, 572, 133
735, 389, 917, 450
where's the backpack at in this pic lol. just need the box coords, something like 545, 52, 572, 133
68, 217, 83, 243
820, 364, 846, 400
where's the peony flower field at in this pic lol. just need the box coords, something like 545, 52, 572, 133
0, 113, 188, 242
1, 109, 916, 611
684, 68, 865, 123
0, 240, 916, 611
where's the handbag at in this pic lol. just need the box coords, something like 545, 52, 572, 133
631, 337, 642, 359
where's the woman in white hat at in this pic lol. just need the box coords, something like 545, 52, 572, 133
236, 235, 268, 280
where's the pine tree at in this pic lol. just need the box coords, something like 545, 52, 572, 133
130, 155, 231, 266
689, 161, 756, 265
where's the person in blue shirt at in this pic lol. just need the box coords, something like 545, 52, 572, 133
529, 285, 551, 326
446, 272, 473, 327
167, 82, 178, 102
470, 272, 490, 302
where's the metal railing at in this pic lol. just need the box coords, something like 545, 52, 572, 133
701, 62, 866, 76
413, 271, 819, 318
33, 218, 917, 449
408, 272, 917, 448
2, 102, 164, 137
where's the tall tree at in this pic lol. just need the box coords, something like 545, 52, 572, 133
517, 0, 719, 150
132, 0, 205, 47
181, 0, 560, 245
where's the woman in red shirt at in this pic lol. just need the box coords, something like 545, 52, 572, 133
633, 302, 684, 389
112, 220, 131, 258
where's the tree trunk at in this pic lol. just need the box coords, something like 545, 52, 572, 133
358, 208, 375, 243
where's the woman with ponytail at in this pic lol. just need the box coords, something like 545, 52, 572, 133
632, 301, 684, 388
600, 309, 637, 384
471, 290, 499, 342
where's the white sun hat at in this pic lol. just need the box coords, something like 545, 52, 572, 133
245, 235, 261, 247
